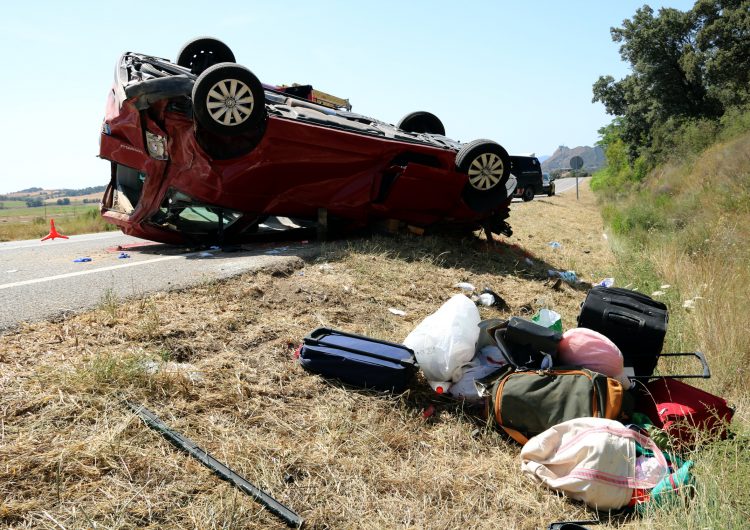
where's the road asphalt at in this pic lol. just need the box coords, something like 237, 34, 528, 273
0, 230, 317, 331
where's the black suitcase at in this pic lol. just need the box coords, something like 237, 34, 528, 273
577, 286, 668, 376
298, 328, 416, 392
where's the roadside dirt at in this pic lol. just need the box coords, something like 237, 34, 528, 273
0, 184, 622, 529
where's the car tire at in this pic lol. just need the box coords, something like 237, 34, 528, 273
397, 111, 446, 136
522, 187, 535, 201
456, 139, 511, 212
192, 63, 266, 137
177, 37, 235, 75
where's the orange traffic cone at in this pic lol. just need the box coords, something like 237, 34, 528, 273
41, 219, 69, 241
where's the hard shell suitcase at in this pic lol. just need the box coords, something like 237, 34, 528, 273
298, 328, 416, 392
636, 377, 733, 447
577, 286, 668, 376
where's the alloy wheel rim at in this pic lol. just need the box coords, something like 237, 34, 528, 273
206, 78, 254, 126
468, 153, 504, 190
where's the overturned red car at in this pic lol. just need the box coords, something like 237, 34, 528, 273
99, 37, 516, 244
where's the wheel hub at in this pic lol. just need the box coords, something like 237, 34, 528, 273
205, 78, 254, 126
467, 153, 504, 191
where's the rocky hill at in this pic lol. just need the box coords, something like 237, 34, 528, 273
541, 145, 605, 172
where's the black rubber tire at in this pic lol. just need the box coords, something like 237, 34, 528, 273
456, 139, 511, 212
522, 187, 535, 201
192, 63, 266, 137
397, 111, 446, 135
177, 37, 235, 75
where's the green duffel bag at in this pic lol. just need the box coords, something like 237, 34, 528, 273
486, 368, 633, 445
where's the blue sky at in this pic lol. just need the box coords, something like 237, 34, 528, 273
0, 0, 696, 193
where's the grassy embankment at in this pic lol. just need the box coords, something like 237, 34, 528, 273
592, 110, 750, 528
0, 202, 117, 241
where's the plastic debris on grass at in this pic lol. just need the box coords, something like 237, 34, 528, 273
73, 257, 92, 263
548, 269, 578, 284
454, 282, 475, 292
388, 308, 406, 316
118, 252, 130, 259
548, 241, 562, 249
598, 277, 615, 287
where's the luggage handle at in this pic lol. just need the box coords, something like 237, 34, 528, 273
630, 351, 710, 380
303, 329, 417, 367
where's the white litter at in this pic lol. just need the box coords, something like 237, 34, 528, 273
660, 284, 671, 289
477, 292, 496, 307
6, 269, 18, 273
198, 252, 213, 258
651, 290, 665, 296
683, 299, 696, 310
454, 282, 476, 292
388, 308, 406, 316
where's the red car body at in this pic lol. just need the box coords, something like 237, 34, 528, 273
99, 51, 516, 244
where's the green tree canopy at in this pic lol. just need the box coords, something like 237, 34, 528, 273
593, 1, 750, 160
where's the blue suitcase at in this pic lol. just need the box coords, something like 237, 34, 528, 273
298, 328, 417, 392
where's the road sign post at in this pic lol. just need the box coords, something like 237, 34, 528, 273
570, 156, 584, 200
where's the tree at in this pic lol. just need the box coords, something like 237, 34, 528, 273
693, 0, 750, 108
592, 2, 748, 161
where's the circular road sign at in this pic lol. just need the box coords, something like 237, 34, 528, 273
570, 156, 584, 170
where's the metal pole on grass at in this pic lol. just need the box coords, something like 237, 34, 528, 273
570, 156, 584, 201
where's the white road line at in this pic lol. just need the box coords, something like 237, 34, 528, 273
0, 252, 198, 291
0, 232, 128, 252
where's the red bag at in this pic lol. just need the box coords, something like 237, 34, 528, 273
638, 378, 734, 447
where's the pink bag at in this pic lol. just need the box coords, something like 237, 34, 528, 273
558, 328, 631, 389
520, 417, 668, 510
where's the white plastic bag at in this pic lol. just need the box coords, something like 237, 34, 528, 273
403, 295, 480, 390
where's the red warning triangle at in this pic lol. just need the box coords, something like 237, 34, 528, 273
41, 219, 69, 241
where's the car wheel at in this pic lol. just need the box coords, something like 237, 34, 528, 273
456, 139, 511, 212
192, 63, 266, 137
177, 37, 235, 75
522, 187, 534, 201
397, 111, 446, 135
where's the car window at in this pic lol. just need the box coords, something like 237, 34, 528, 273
151, 189, 243, 234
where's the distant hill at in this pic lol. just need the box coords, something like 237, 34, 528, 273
0, 186, 106, 201
541, 145, 605, 172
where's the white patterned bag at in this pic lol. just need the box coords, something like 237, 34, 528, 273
520, 417, 668, 510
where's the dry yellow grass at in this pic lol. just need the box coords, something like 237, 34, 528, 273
0, 185, 735, 528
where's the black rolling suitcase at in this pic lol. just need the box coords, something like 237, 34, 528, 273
577, 286, 668, 377
298, 328, 417, 392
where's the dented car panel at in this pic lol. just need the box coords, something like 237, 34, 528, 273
99, 49, 516, 244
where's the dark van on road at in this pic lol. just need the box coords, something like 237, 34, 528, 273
510, 155, 543, 201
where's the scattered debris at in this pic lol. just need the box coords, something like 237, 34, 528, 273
548, 241, 562, 249
143, 360, 203, 383
548, 269, 578, 284
125, 399, 304, 528
198, 252, 214, 258
476, 292, 496, 307
118, 252, 130, 259
73, 257, 92, 263
455, 282, 476, 292
388, 308, 406, 316
6, 269, 18, 273
532, 308, 563, 333
660, 284, 671, 289
318, 263, 334, 272
651, 290, 666, 297
422, 404, 436, 419
598, 278, 615, 288
524, 257, 535, 266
